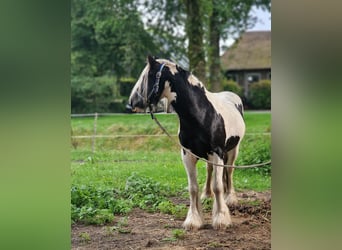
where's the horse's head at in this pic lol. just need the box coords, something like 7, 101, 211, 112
127, 56, 177, 112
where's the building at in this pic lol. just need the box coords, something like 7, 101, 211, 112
221, 31, 271, 97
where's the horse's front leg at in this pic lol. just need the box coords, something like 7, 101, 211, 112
211, 154, 232, 230
181, 149, 203, 230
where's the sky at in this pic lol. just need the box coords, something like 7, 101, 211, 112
221, 6, 271, 53
248, 6, 271, 31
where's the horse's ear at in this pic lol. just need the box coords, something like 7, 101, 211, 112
147, 55, 156, 66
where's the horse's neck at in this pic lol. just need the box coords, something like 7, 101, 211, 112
168, 76, 209, 125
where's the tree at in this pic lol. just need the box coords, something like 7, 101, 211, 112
71, 0, 162, 112
71, 0, 158, 79
138, 0, 187, 63
184, 0, 206, 82
71, 0, 271, 112
208, 0, 271, 91
140, 0, 206, 81
140, 0, 270, 90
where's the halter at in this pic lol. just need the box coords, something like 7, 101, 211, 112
147, 63, 166, 105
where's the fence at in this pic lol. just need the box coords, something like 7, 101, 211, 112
71, 112, 271, 153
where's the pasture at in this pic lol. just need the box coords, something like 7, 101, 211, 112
71, 111, 271, 249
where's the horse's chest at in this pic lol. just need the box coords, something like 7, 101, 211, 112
178, 119, 226, 159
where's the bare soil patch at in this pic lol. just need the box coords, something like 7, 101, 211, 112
72, 191, 271, 250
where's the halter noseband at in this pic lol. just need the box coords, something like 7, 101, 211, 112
147, 63, 166, 104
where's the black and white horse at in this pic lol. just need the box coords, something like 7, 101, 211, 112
128, 56, 245, 230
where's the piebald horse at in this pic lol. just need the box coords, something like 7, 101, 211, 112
128, 56, 245, 230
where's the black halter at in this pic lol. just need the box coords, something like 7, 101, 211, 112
146, 63, 166, 119
147, 63, 166, 105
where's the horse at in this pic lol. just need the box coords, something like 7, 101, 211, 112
127, 56, 245, 230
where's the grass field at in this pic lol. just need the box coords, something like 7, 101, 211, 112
71, 111, 271, 224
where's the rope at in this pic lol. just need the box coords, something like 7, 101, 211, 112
150, 112, 271, 169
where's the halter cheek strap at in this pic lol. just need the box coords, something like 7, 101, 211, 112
147, 63, 166, 103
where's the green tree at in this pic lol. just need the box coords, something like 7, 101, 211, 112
184, 0, 206, 82
141, 0, 270, 90
139, 0, 187, 63
71, 0, 158, 79
71, 0, 162, 112
208, 0, 271, 91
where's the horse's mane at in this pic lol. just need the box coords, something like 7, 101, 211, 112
156, 58, 205, 88
156, 58, 178, 71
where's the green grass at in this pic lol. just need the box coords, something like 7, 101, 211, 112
71, 111, 271, 224
71, 112, 270, 136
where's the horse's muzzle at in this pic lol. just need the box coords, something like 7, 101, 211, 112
126, 103, 145, 113
126, 103, 133, 113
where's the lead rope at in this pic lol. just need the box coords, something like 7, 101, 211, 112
150, 111, 271, 169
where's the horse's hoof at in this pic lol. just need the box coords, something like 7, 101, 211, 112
183, 214, 203, 231
212, 211, 231, 230
183, 222, 201, 231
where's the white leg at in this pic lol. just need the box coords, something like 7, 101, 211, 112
201, 162, 214, 200
224, 147, 239, 205
181, 149, 203, 230
211, 154, 231, 230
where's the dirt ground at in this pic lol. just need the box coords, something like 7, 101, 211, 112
72, 191, 271, 250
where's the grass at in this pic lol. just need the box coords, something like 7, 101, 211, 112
71, 112, 270, 136
71, 111, 271, 224
162, 229, 186, 242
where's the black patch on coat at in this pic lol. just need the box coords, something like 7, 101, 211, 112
225, 136, 240, 152
168, 71, 226, 160
176, 65, 190, 79
146, 61, 239, 161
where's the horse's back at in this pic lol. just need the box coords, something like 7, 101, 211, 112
213, 91, 242, 108
207, 91, 245, 138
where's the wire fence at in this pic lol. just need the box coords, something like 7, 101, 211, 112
71, 112, 271, 153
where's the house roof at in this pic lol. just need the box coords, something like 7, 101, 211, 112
221, 31, 271, 71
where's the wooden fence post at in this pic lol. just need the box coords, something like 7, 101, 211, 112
92, 112, 98, 153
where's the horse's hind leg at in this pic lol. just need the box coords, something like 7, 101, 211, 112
224, 146, 239, 206
201, 162, 214, 200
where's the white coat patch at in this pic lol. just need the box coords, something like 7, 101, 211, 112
187, 74, 204, 87
161, 80, 177, 103
156, 59, 178, 75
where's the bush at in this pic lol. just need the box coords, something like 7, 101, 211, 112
119, 77, 136, 97
125, 173, 170, 211
239, 135, 271, 176
71, 185, 129, 225
108, 99, 128, 113
71, 173, 176, 224
71, 76, 136, 113
71, 75, 116, 113
221, 79, 243, 97
248, 80, 271, 109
